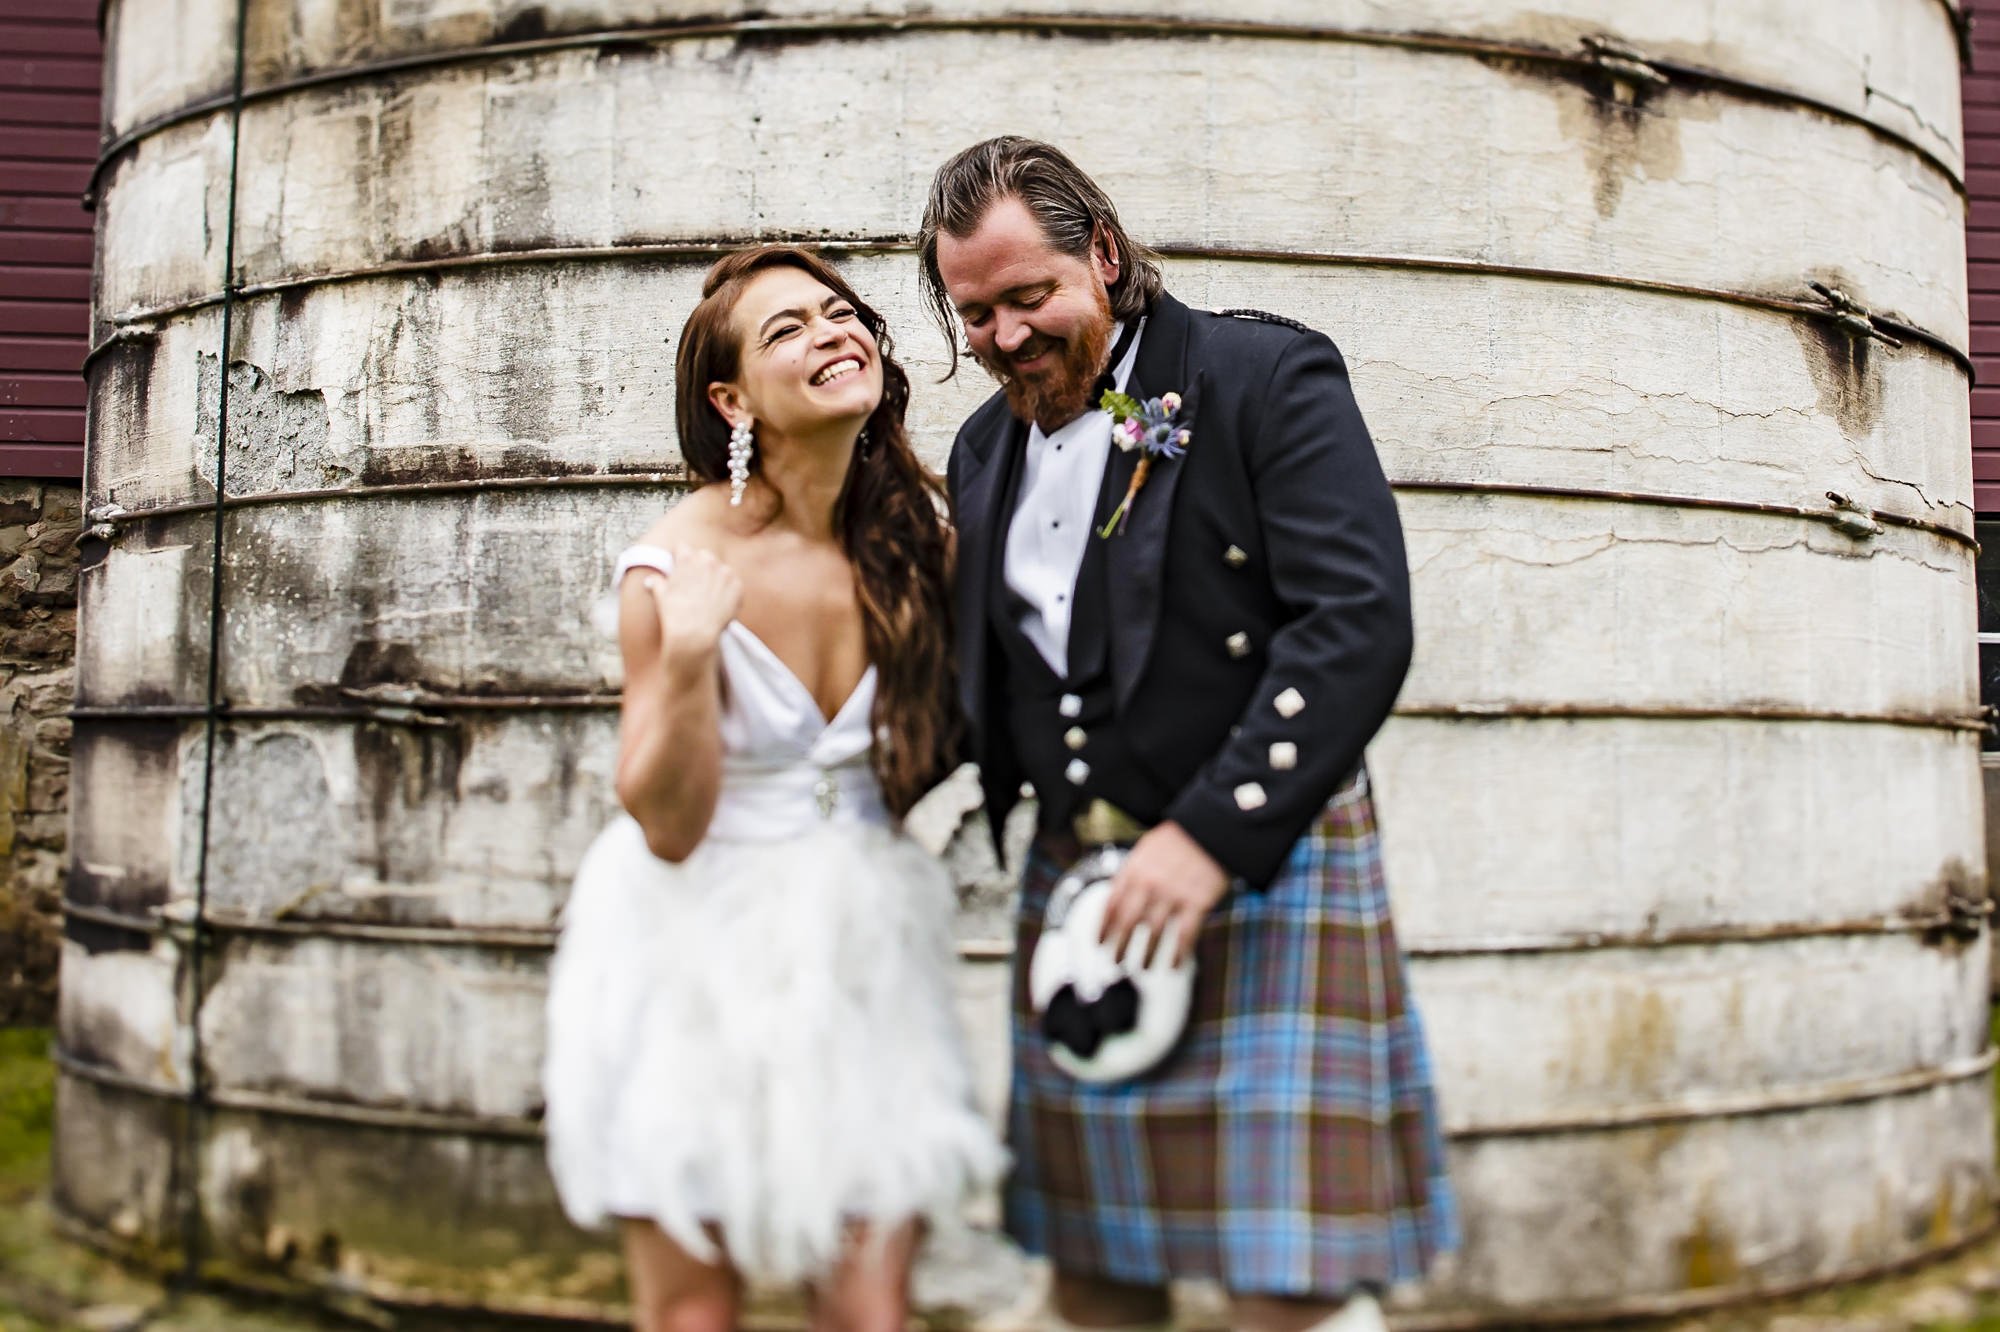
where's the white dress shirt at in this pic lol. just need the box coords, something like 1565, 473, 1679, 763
1003, 319, 1145, 676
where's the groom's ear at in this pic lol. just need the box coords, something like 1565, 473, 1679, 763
1091, 226, 1121, 286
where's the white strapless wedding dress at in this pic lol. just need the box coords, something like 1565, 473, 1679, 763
543, 545, 1005, 1282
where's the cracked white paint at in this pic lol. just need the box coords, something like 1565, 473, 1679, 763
101, 0, 1966, 179
89, 257, 1973, 522
96, 27, 1968, 340
1418, 1080, 1991, 1309
1399, 495, 1977, 718
200, 938, 550, 1119
1371, 717, 1985, 943
193, 936, 1018, 1130
1418, 934, 1989, 1128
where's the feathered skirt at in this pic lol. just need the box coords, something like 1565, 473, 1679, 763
543, 815, 1006, 1282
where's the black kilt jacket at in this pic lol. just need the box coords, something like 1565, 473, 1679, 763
946, 290, 1414, 890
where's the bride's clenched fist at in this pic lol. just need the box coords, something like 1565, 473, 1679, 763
643, 548, 742, 666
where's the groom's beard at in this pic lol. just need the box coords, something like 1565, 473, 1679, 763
976, 287, 1114, 434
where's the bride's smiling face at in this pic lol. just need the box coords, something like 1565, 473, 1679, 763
714, 266, 883, 442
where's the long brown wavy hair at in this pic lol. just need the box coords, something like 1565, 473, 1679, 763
674, 245, 960, 818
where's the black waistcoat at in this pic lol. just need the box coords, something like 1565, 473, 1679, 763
988, 427, 1171, 834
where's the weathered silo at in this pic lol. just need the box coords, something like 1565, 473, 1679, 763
61, 0, 1989, 1323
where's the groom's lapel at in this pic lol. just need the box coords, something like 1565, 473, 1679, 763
1105, 292, 1198, 711
953, 400, 1026, 751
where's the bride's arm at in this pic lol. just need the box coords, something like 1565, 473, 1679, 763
613, 546, 739, 862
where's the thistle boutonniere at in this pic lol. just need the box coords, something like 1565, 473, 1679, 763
1097, 388, 1192, 537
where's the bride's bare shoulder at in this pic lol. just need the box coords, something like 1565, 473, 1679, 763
635, 482, 733, 553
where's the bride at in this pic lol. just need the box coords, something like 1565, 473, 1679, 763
543, 245, 1005, 1332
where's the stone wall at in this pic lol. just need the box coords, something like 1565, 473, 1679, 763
0, 482, 79, 1027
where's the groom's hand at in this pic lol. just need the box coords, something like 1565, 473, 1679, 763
1099, 821, 1229, 969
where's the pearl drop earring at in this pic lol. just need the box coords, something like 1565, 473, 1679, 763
727, 418, 754, 506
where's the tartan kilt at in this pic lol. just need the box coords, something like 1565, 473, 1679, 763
1003, 770, 1459, 1296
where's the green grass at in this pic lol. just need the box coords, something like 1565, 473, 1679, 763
0, 1028, 53, 1202
1992, 1003, 2000, 1153
0, 1028, 64, 1330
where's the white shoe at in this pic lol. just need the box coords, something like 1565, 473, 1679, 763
1294, 1292, 1387, 1332
1237, 1292, 1386, 1332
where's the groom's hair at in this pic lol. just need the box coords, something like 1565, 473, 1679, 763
918, 136, 1165, 379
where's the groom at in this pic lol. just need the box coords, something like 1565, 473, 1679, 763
921, 138, 1456, 1332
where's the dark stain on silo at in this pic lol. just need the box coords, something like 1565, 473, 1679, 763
64, 720, 179, 939
1577, 87, 1681, 219
1480, 51, 1687, 218
353, 285, 447, 465
551, 725, 580, 810
376, 77, 416, 180
1918, 857, 1987, 953
1790, 272, 1886, 438
497, 6, 550, 43
339, 638, 424, 693
78, 331, 157, 506
93, 332, 158, 488
377, 86, 480, 271
418, 290, 451, 450
276, 281, 312, 331
351, 720, 464, 886
60, 914, 154, 955
1800, 329, 1878, 437
401, 232, 468, 265
496, 292, 557, 450
497, 442, 590, 477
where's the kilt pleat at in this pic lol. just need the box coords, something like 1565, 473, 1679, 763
1003, 772, 1458, 1296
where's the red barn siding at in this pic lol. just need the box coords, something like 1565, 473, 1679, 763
1970, 0, 2000, 511
0, 0, 97, 481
